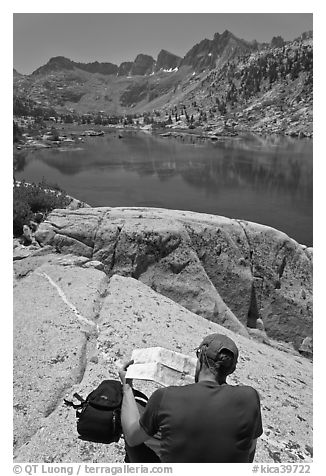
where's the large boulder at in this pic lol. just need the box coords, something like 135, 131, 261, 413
13, 269, 313, 463
35, 207, 312, 348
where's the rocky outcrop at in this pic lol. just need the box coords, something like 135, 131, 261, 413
180, 29, 256, 71
35, 207, 312, 349
32, 56, 75, 75
271, 36, 285, 48
32, 56, 118, 76
75, 61, 118, 75
13, 260, 313, 463
155, 49, 181, 71
130, 54, 155, 76
117, 61, 133, 76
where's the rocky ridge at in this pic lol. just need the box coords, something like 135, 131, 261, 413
26, 30, 254, 79
32, 56, 119, 77
180, 30, 256, 71
30, 50, 182, 79
13, 31, 312, 137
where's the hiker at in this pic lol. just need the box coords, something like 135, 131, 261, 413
118, 333, 263, 463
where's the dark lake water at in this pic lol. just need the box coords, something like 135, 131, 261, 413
14, 130, 313, 246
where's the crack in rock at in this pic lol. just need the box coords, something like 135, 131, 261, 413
278, 256, 287, 279
37, 274, 111, 421
14, 271, 108, 454
109, 225, 123, 272
35, 271, 98, 332
93, 209, 110, 252
92, 275, 111, 320
54, 232, 93, 250
235, 219, 254, 273
45, 221, 65, 230
234, 220, 263, 327
247, 281, 260, 328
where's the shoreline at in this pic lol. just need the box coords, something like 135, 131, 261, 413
14, 202, 313, 250
13, 128, 312, 248
14, 119, 312, 152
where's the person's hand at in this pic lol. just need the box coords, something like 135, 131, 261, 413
118, 359, 134, 386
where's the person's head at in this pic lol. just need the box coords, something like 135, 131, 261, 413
194, 333, 239, 384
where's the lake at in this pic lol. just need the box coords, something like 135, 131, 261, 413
14, 129, 313, 246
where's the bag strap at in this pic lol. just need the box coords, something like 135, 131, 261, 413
64, 399, 82, 409
73, 393, 85, 403
63, 393, 86, 409
112, 407, 122, 441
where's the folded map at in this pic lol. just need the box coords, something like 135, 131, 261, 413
125, 347, 197, 387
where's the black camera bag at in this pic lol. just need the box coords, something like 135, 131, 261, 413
64, 379, 148, 444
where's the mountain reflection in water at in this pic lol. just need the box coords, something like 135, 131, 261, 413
14, 131, 312, 246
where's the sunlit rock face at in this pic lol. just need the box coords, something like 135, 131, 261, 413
13, 267, 313, 463
35, 207, 312, 349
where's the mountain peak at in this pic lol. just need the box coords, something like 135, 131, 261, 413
32, 56, 118, 76
181, 30, 256, 72
47, 56, 74, 68
33, 56, 74, 75
131, 54, 155, 75
156, 49, 181, 71
221, 29, 233, 37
